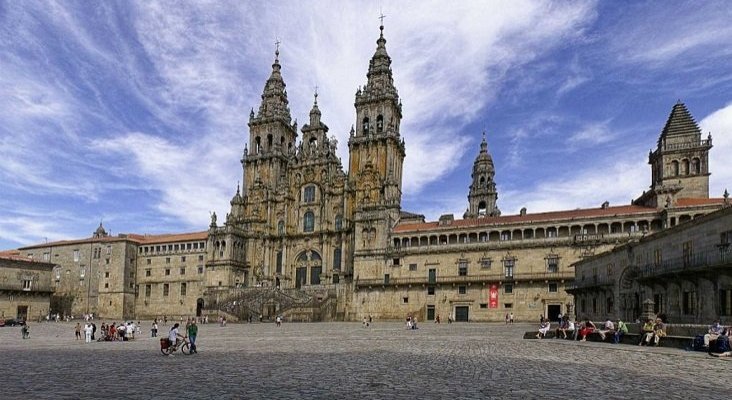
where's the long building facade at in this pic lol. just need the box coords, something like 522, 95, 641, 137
13, 26, 728, 322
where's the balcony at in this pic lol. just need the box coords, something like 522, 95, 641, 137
637, 247, 732, 280
355, 271, 574, 287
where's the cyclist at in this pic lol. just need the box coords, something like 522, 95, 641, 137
168, 323, 185, 349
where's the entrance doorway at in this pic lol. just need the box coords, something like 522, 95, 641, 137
426, 305, 435, 321
547, 304, 561, 321
17, 305, 28, 321
296, 267, 307, 289
455, 306, 469, 322
196, 298, 204, 317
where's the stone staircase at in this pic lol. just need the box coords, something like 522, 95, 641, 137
205, 287, 327, 322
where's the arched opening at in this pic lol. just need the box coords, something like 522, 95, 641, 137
478, 201, 487, 216
303, 211, 315, 232
255, 136, 262, 154
267, 134, 273, 149
671, 160, 679, 176
691, 158, 700, 174
681, 159, 689, 175
376, 115, 384, 132
362, 117, 370, 134
479, 176, 486, 187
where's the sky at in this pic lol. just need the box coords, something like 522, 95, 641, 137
1, 1, 731, 250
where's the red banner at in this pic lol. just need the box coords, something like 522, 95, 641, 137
489, 284, 499, 309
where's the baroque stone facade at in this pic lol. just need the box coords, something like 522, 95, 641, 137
7, 26, 727, 322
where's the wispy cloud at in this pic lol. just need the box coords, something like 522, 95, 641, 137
700, 103, 732, 197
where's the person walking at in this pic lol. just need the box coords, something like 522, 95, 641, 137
151, 321, 158, 338
187, 320, 198, 354
75, 323, 81, 340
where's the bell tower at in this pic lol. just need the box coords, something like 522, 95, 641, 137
464, 131, 500, 218
244, 45, 298, 192
635, 101, 712, 208
348, 23, 405, 253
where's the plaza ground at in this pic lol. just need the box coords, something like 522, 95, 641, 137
0, 321, 728, 399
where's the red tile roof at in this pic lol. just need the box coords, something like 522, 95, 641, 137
676, 197, 725, 207
0, 249, 32, 261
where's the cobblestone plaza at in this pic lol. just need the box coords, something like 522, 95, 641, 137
1, 322, 729, 399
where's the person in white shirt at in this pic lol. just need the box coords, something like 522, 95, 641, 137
169, 323, 184, 348
598, 318, 615, 341
84, 323, 93, 343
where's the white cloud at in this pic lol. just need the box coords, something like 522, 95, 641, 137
700, 103, 732, 197
567, 120, 615, 146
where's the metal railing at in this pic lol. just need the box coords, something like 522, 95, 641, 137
637, 246, 732, 279
355, 271, 575, 287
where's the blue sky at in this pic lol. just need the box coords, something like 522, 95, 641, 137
1, 1, 731, 250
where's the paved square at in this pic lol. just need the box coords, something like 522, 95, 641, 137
1, 321, 728, 399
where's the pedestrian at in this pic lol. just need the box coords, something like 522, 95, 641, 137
187, 320, 198, 354
276, 315, 282, 327
509, 313, 514, 324
91, 323, 97, 340
22, 324, 30, 339
84, 323, 92, 343
435, 314, 441, 324
152, 321, 158, 338
163, 315, 167, 325
75, 323, 81, 340
369, 315, 373, 324
363, 316, 369, 327
505, 313, 509, 325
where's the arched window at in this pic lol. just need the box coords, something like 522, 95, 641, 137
304, 185, 316, 203
304, 211, 315, 232
479, 176, 486, 187
267, 134, 273, 149
376, 115, 384, 132
691, 158, 700, 174
255, 136, 261, 154
681, 159, 689, 175
671, 160, 679, 176
335, 214, 343, 230
278, 220, 285, 236
362, 117, 370, 134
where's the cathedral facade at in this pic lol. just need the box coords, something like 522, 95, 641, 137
13, 26, 726, 322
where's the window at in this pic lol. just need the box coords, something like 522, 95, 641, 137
402, 297, 409, 304
22, 280, 32, 291
376, 115, 384, 132
500, 232, 510, 241
198, 255, 204, 262
146, 269, 151, 277
547, 257, 558, 273
180, 267, 186, 275
304, 185, 316, 203
384, 274, 390, 284
181, 256, 186, 262
105, 272, 110, 278
104, 283, 109, 289
607, 296, 614, 313
458, 285, 467, 295
333, 248, 342, 270
303, 211, 315, 232
683, 241, 693, 267
362, 117, 369, 133
654, 248, 662, 267
592, 298, 597, 314
43, 252, 50, 262
54, 267, 61, 281
106, 245, 111, 255
198, 266, 204, 274
278, 220, 285, 236
174, 244, 179, 251
427, 286, 435, 295
166, 257, 171, 264
79, 267, 86, 278
503, 258, 515, 278
147, 258, 151, 265
480, 303, 488, 309
163, 284, 169, 296
504, 284, 513, 294
607, 263, 614, 278
181, 282, 187, 296
145, 285, 151, 297
165, 269, 170, 276
73, 250, 80, 262
409, 263, 417, 271
335, 215, 343, 230
548, 283, 558, 293
480, 259, 491, 269
428, 269, 436, 284
392, 258, 400, 267
458, 261, 468, 276
332, 274, 339, 284
276, 251, 283, 274
504, 303, 513, 309
105, 258, 110, 265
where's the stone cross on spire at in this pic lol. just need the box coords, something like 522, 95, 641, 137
379, 12, 386, 27
275, 38, 281, 59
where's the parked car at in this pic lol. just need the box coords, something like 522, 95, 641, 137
0, 318, 26, 327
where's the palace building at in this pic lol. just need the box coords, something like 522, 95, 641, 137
13, 25, 727, 322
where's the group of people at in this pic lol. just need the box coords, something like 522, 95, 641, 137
504, 313, 515, 325
703, 320, 731, 357
75, 321, 141, 342
167, 319, 199, 353
406, 315, 418, 330
536, 316, 632, 344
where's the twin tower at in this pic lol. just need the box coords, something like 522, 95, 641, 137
206, 26, 406, 289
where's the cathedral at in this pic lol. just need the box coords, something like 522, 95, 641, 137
9, 25, 726, 323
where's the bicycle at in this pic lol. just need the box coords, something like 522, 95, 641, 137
160, 336, 191, 356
